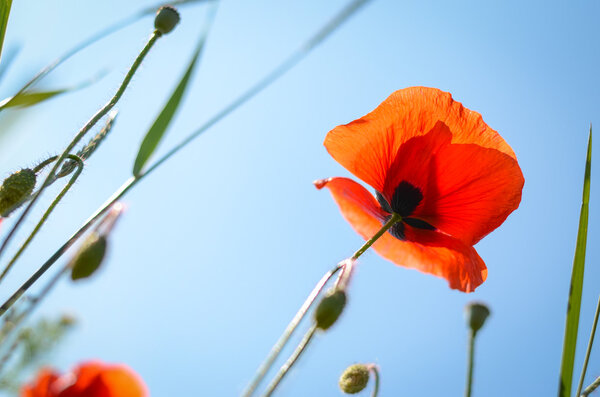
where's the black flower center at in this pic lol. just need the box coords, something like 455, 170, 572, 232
377, 181, 435, 241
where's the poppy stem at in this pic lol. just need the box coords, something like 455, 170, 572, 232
576, 295, 600, 396
261, 324, 318, 397
465, 329, 476, 397
242, 263, 344, 397
351, 213, 401, 260
367, 364, 380, 397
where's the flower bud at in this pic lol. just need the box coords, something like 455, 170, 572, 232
464, 302, 490, 334
0, 169, 36, 216
154, 6, 180, 35
315, 289, 346, 330
339, 364, 369, 394
70, 233, 107, 281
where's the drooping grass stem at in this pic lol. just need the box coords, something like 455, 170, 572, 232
0, 31, 161, 270
576, 295, 600, 396
368, 365, 380, 397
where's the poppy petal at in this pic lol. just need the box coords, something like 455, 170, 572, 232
87, 365, 148, 397
317, 177, 487, 292
324, 87, 516, 192
21, 368, 61, 397
414, 141, 524, 245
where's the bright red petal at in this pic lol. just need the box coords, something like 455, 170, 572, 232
324, 87, 516, 192
58, 361, 147, 397
316, 177, 487, 292
415, 141, 524, 245
21, 368, 61, 397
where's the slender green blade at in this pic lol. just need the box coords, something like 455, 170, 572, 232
0, 89, 66, 108
0, 0, 12, 64
132, 35, 207, 176
558, 127, 592, 397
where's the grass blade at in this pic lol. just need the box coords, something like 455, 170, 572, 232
0, 0, 12, 64
132, 28, 209, 176
0, 72, 105, 110
558, 126, 592, 397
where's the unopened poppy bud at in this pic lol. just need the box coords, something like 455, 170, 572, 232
70, 232, 107, 281
464, 302, 490, 333
315, 289, 346, 330
154, 6, 180, 35
339, 364, 369, 394
0, 169, 36, 216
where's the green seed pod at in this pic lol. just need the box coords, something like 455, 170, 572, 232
70, 233, 107, 281
315, 289, 346, 330
464, 302, 491, 334
339, 364, 370, 394
154, 6, 180, 35
0, 169, 36, 216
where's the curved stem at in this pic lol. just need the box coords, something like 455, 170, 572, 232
32, 156, 59, 173
262, 324, 318, 397
368, 365, 380, 397
576, 295, 600, 396
0, 31, 161, 265
242, 264, 344, 397
351, 214, 401, 260
0, 156, 84, 283
465, 329, 476, 397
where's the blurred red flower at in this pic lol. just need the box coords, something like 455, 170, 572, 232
315, 87, 524, 292
21, 361, 148, 397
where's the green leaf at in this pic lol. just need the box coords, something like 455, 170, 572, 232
0, 0, 12, 64
558, 126, 592, 397
132, 34, 208, 176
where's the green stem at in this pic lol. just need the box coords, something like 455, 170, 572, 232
352, 214, 401, 260
0, 155, 84, 283
368, 365, 380, 397
262, 324, 318, 397
576, 295, 600, 396
582, 376, 600, 396
32, 156, 59, 173
0, 0, 373, 317
242, 264, 343, 397
465, 329, 476, 397
0, 31, 160, 267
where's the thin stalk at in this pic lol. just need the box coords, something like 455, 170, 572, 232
0, 0, 373, 316
465, 329, 476, 397
0, 155, 83, 282
249, 216, 401, 396
262, 324, 318, 397
582, 376, 600, 396
352, 214, 400, 260
0, 31, 161, 265
576, 295, 600, 396
368, 365, 380, 397
242, 264, 343, 397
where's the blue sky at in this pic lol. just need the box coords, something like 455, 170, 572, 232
0, 0, 599, 396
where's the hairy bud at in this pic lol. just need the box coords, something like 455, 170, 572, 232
154, 6, 180, 35
464, 302, 491, 334
315, 289, 346, 330
70, 233, 108, 281
339, 364, 370, 394
0, 169, 36, 216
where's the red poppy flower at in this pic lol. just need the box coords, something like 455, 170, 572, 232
315, 87, 523, 292
21, 361, 148, 397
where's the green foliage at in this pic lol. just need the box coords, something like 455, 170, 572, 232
558, 127, 592, 397
132, 31, 209, 177
0, 0, 12, 64
0, 315, 76, 393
